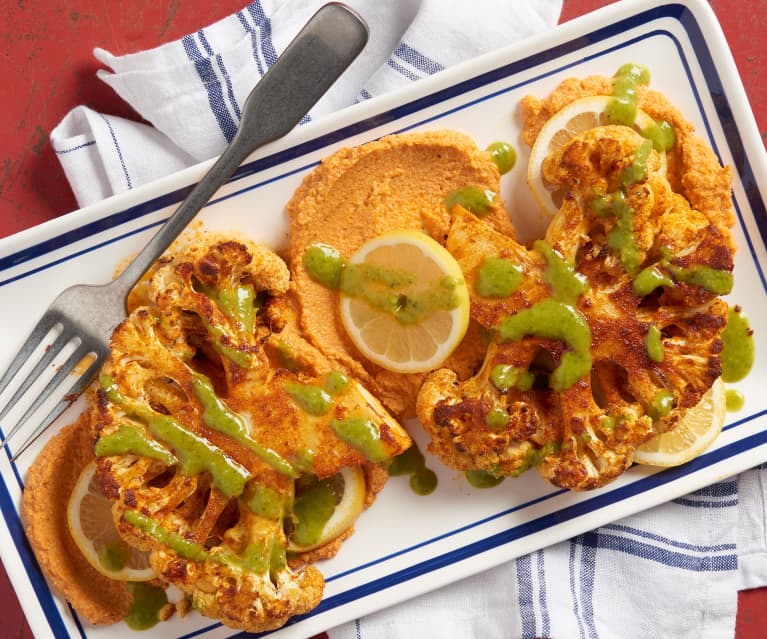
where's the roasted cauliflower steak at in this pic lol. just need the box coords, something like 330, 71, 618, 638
417, 123, 733, 490
90, 237, 410, 632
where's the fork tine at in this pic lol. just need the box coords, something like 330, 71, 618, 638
8, 359, 105, 464
0, 313, 61, 399
0, 329, 71, 429
3, 342, 105, 461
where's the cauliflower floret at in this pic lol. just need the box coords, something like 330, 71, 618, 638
418, 133, 732, 490
520, 74, 734, 235
92, 238, 410, 632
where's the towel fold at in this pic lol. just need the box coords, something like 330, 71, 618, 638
48, 2, 767, 638
52, 0, 562, 206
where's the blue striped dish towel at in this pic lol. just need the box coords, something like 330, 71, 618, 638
51, 0, 560, 207
333, 480, 752, 639
47, 1, 767, 638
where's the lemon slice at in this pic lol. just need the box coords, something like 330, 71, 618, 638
633, 378, 725, 467
288, 466, 367, 552
339, 230, 470, 373
67, 461, 157, 582
528, 94, 666, 219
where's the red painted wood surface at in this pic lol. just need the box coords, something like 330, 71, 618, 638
0, 1, 765, 638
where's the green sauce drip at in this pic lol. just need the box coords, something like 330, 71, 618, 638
200, 282, 257, 336
341, 265, 462, 326
726, 389, 745, 412
341, 261, 414, 292
291, 477, 338, 547
642, 119, 677, 151
606, 63, 650, 126
304, 243, 465, 326
605, 96, 637, 127
486, 141, 517, 175
621, 139, 652, 185
126, 582, 168, 631
235, 541, 271, 574
124, 510, 209, 562
605, 64, 677, 152
125, 509, 283, 575
634, 253, 733, 296
226, 537, 283, 574
275, 340, 300, 372
445, 186, 496, 217
102, 376, 251, 498
330, 416, 389, 463
490, 364, 535, 392
269, 537, 288, 583
283, 382, 333, 416
601, 64, 684, 279
324, 371, 350, 395
645, 325, 664, 363
95, 424, 177, 465
268, 538, 287, 582
291, 449, 316, 473
388, 445, 438, 495
222, 536, 285, 576
410, 467, 438, 496
496, 299, 592, 391
475, 257, 524, 298
616, 62, 651, 87
203, 321, 252, 368
224, 284, 258, 335
245, 482, 291, 520
633, 265, 674, 295
591, 190, 641, 273
721, 306, 755, 382
666, 263, 734, 295
465, 469, 505, 488
303, 243, 345, 289
649, 390, 675, 420
513, 442, 560, 476
534, 240, 589, 304
99, 542, 127, 572
485, 407, 510, 431
192, 375, 297, 477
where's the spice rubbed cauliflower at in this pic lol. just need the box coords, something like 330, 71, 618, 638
92, 237, 410, 632
417, 95, 734, 490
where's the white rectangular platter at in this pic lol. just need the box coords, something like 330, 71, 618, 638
1, 0, 766, 637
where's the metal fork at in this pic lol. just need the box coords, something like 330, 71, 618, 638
0, 2, 368, 461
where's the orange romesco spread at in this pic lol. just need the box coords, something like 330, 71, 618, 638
286, 129, 514, 416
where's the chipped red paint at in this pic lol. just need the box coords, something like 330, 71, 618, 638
0, 1, 244, 236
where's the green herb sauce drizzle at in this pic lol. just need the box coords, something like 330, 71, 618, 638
302, 242, 464, 325
496, 300, 592, 391
388, 444, 438, 495
475, 257, 524, 298
95, 424, 176, 465
721, 306, 754, 383
644, 325, 664, 363
465, 469, 505, 488
101, 375, 251, 498
444, 186, 496, 217
125, 582, 169, 631
534, 240, 589, 303
192, 374, 297, 477
330, 415, 390, 463
486, 141, 517, 175
290, 476, 339, 547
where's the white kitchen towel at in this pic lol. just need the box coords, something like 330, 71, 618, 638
332, 481, 743, 639
51, 0, 562, 206
46, 1, 767, 638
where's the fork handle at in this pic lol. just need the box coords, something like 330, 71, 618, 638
113, 2, 368, 295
